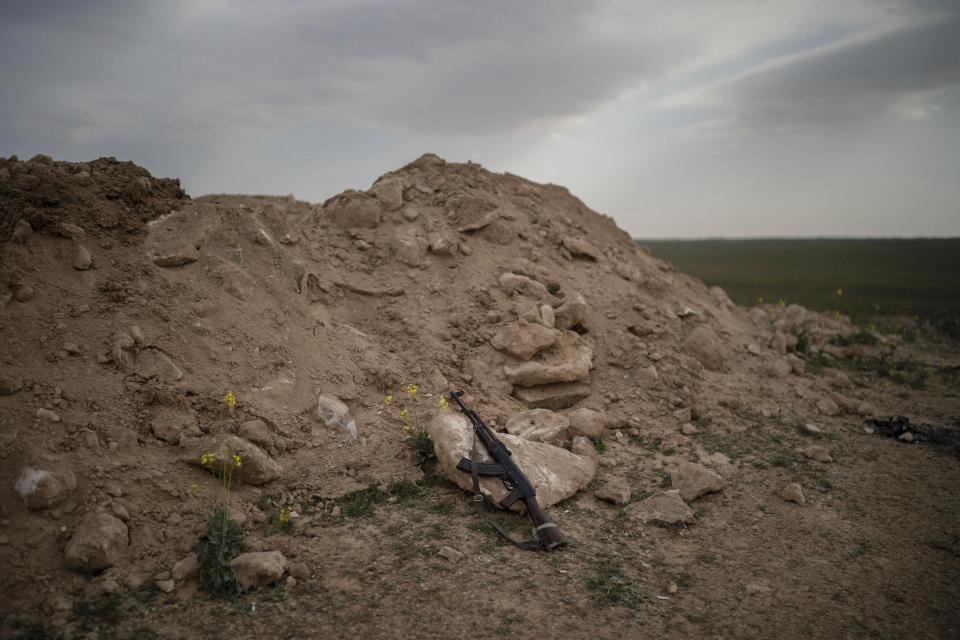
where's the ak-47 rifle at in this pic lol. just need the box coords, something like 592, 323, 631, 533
448, 391, 566, 551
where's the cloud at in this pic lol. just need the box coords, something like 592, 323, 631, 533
659, 8, 960, 132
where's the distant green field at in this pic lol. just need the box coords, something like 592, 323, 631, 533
637, 238, 960, 330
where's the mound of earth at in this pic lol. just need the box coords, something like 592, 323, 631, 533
1, 153, 958, 639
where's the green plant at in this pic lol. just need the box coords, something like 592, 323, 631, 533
591, 436, 606, 454
584, 554, 643, 608
194, 503, 245, 596
407, 429, 438, 473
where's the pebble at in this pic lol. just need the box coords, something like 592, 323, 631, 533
898, 432, 914, 443
666, 581, 678, 594
36, 408, 61, 422
438, 546, 464, 563
681, 423, 697, 436
781, 483, 806, 505
156, 579, 175, 594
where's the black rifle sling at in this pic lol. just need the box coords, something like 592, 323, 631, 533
470, 432, 542, 551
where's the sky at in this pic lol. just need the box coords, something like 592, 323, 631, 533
1, 0, 959, 238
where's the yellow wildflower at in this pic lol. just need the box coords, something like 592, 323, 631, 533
400, 408, 409, 420
200, 452, 216, 467
278, 506, 292, 525
757, 297, 764, 304
233, 454, 242, 468
406, 383, 418, 397
439, 396, 448, 408
835, 288, 843, 296
224, 390, 237, 410
384, 394, 393, 405
402, 423, 412, 434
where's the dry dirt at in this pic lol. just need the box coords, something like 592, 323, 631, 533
1, 153, 958, 639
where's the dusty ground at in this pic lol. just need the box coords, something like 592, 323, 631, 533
0, 153, 957, 639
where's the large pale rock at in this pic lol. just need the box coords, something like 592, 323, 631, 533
490, 323, 559, 361
627, 490, 694, 524
65, 513, 129, 573
565, 407, 607, 439
553, 292, 587, 330
595, 478, 632, 505
427, 411, 595, 511
393, 233, 426, 267
683, 326, 728, 372
326, 192, 382, 228
203, 435, 281, 485
561, 236, 600, 260
669, 460, 724, 502
512, 382, 591, 410
15, 466, 78, 510
369, 177, 404, 211
504, 409, 570, 445
499, 272, 550, 300
504, 333, 593, 387
230, 551, 287, 590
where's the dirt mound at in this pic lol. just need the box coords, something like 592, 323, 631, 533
1, 153, 958, 639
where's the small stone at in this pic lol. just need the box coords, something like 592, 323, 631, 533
172, 553, 198, 582
285, 576, 297, 589
36, 408, 61, 422
595, 478, 632, 505
816, 398, 841, 416
667, 581, 678, 594
553, 292, 587, 330
0, 374, 24, 395
62, 342, 80, 355
230, 551, 287, 590
238, 419, 273, 449
73, 245, 93, 271
539, 304, 555, 328
669, 460, 724, 502
287, 561, 310, 580
565, 408, 607, 439
672, 407, 692, 423
156, 579, 175, 594
803, 445, 834, 463
15, 466, 78, 509
680, 423, 697, 436
628, 489, 695, 525
438, 546, 464, 563
800, 423, 823, 437
129, 325, 146, 347
64, 512, 129, 573
330, 505, 342, 517
898, 432, 914, 443
781, 483, 805, 505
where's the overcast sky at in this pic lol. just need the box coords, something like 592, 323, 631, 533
2, 1, 958, 238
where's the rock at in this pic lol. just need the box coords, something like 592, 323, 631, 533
230, 551, 287, 590
393, 233, 426, 267
673, 407, 692, 423
73, 245, 93, 271
369, 177, 404, 211
785, 353, 806, 375
11, 219, 32, 244
129, 325, 146, 347
156, 579, 176, 594
512, 382, 591, 411
565, 407, 606, 439
683, 326, 728, 372
62, 341, 80, 355
827, 371, 851, 388
14, 283, 35, 302
327, 192, 382, 229
680, 423, 697, 436
438, 546, 464, 563
0, 374, 24, 395
898, 431, 914, 443
238, 419, 273, 449
427, 411, 595, 510
499, 272, 550, 300
151, 249, 199, 267
561, 236, 600, 260
172, 553, 199, 582
855, 401, 876, 417
504, 409, 570, 445
800, 423, 823, 437
816, 398, 840, 416
747, 344, 762, 355
133, 349, 183, 382
539, 304, 555, 328
667, 581, 679, 594
287, 561, 310, 580
15, 466, 78, 509
315, 394, 357, 439
669, 460, 724, 502
504, 334, 593, 387
151, 418, 183, 444
595, 478, 631, 505
36, 408, 61, 422
761, 358, 793, 378
428, 230, 459, 256
121, 176, 152, 204
803, 445, 834, 463
428, 368, 449, 392
64, 513, 129, 573
781, 483, 805, 505
627, 490, 695, 525
203, 435, 282, 485
570, 436, 596, 457
490, 323, 559, 361
553, 293, 587, 330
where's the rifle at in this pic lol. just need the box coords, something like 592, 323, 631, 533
448, 391, 566, 551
